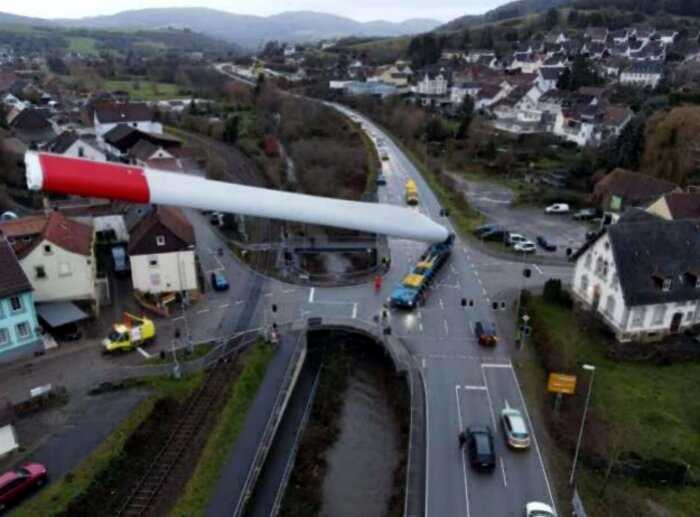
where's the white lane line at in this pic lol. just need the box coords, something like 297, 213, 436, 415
197, 308, 210, 314
418, 323, 424, 332
136, 347, 151, 359
422, 357, 426, 368
500, 458, 508, 488
171, 316, 184, 323
282, 289, 296, 294
509, 366, 558, 512
352, 303, 358, 319
482, 287, 488, 296
444, 320, 449, 334
533, 264, 543, 275
235, 300, 244, 305
439, 298, 445, 310
219, 303, 230, 309
455, 386, 471, 517
417, 310, 423, 320
481, 367, 498, 430
463, 385, 487, 391
308, 287, 315, 303
482, 363, 513, 369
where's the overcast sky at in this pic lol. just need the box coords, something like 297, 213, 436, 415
0, 0, 511, 23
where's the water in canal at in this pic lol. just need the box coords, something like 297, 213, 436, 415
319, 340, 402, 517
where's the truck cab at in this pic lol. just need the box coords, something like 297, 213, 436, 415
102, 314, 155, 354
405, 179, 419, 206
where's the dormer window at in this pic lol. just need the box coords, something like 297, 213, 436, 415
156, 235, 166, 246
684, 271, 700, 288
43, 244, 52, 254
652, 272, 672, 291
663, 278, 672, 291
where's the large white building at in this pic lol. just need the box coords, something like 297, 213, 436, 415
620, 62, 664, 89
94, 102, 162, 140
572, 214, 700, 342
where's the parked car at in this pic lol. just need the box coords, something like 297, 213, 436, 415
536, 236, 557, 252
482, 229, 508, 242
514, 241, 537, 254
526, 501, 556, 517
0, 463, 48, 512
572, 208, 600, 221
501, 405, 531, 449
465, 425, 496, 471
507, 233, 528, 246
474, 321, 498, 346
51, 322, 82, 342
545, 203, 570, 214
474, 224, 504, 237
111, 245, 130, 276
209, 212, 224, 226
376, 174, 387, 186
211, 272, 229, 291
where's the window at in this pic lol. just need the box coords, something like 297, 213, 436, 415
663, 278, 672, 291
10, 296, 22, 312
78, 146, 84, 157
148, 256, 158, 267
58, 262, 72, 277
631, 307, 646, 328
584, 253, 592, 269
150, 273, 160, 286
35, 266, 46, 279
611, 272, 619, 290
595, 257, 604, 276
687, 312, 694, 322
651, 305, 666, 325
156, 235, 166, 247
580, 274, 589, 294
16, 322, 30, 339
0, 328, 8, 347
43, 244, 52, 254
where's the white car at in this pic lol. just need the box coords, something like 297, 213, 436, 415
501, 405, 531, 449
545, 203, 570, 214
507, 233, 528, 246
513, 241, 536, 254
526, 501, 556, 517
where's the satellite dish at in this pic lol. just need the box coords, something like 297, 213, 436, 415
1, 211, 18, 221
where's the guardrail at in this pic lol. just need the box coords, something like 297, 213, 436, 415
232, 330, 307, 517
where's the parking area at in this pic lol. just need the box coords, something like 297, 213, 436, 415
463, 180, 590, 258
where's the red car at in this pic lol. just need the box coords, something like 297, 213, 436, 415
0, 463, 47, 512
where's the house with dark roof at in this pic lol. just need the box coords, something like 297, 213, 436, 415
128, 206, 198, 298
647, 192, 700, 222
571, 217, 700, 341
102, 124, 181, 158
0, 212, 97, 312
620, 62, 664, 88
592, 168, 679, 211
0, 238, 42, 363
94, 102, 161, 140
9, 108, 55, 146
536, 66, 566, 92
44, 130, 106, 161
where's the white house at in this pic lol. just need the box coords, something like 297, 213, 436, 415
94, 102, 162, 140
415, 68, 449, 96
44, 131, 106, 161
620, 62, 664, 88
509, 52, 543, 74
0, 212, 97, 311
572, 215, 700, 342
128, 206, 198, 298
657, 30, 679, 45
536, 67, 566, 92
450, 82, 481, 104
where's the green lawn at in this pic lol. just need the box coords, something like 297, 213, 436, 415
527, 297, 700, 515
67, 36, 98, 55
101, 79, 183, 101
14, 373, 203, 517
170, 341, 275, 516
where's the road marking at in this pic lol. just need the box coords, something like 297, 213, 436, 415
264, 292, 273, 297
481, 362, 513, 369
533, 264, 543, 275
282, 289, 296, 294
308, 287, 315, 303
417, 310, 422, 320
455, 385, 471, 517
481, 367, 498, 430
444, 320, 449, 334
509, 366, 558, 512
439, 298, 445, 310
219, 304, 230, 309
171, 316, 184, 323
352, 303, 358, 319
422, 357, 426, 368
235, 300, 244, 305
418, 323, 424, 332
482, 287, 488, 296
136, 347, 151, 359
463, 385, 487, 391
500, 458, 508, 488
197, 308, 210, 314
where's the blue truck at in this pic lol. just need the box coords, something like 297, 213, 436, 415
389, 234, 454, 309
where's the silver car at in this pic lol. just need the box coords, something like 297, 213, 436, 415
501, 405, 531, 449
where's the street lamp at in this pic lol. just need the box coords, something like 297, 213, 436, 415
569, 364, 596, 485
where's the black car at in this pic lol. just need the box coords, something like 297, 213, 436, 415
466, 425, 496, 471
376, 174, 387, 186
572, 208, 600, 221
536, 236, 557, 252
474, 224, 505, 237
481, 228, 509, 242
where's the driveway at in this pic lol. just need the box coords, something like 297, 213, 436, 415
461, 180, 589, 259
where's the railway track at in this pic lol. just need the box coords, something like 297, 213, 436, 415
116, 352, 242, 517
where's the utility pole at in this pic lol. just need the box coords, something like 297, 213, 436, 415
570, 363, 596, 485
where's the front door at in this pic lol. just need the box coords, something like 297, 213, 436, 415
670, 312, 683, 333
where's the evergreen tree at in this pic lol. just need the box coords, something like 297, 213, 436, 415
544, 8, 560, 30
455, 97, 474, 140
222, 115, 240, 144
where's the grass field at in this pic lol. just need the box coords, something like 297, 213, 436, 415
527, 297, 700, 515
102, 79, 182, 101
67, 36, 98, 55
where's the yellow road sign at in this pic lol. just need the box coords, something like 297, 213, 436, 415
547, 373, 577, 395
